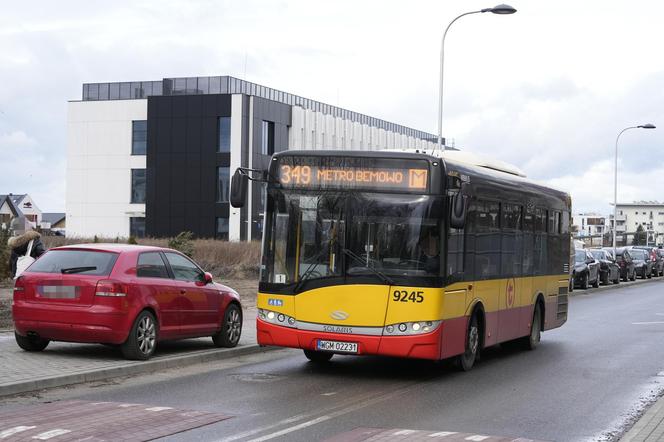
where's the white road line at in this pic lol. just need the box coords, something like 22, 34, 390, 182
321, 392, 337, 396
245, 387, 414, 442
465, 436, 490, 442
144, 406, 173, 411
429, 432, 458, 438
632, 321, 664, 325
0, 426, 36, 438
118, 403, 140, 408
32, 429, 72, 440
394, 430, 417, 435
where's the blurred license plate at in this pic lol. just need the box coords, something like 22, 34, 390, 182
317, 340, 358, 353
37, 286, 79, 299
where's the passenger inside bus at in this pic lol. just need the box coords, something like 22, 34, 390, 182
418, 228, 440, 274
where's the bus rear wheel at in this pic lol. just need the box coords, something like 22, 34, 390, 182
456, 314, 480, 372
303, 349, 333, 363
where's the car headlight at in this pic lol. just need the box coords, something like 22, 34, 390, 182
258, 309, 297, 328
383, 320, 441, 336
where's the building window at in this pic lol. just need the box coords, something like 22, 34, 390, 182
218, 117, 231, 152
131, 169, 146, 203
132, 120, 147, 155
216, 217, 229, 240
130, 217, 146, 238
261, 121, 275, 155
217, 167, 230, 203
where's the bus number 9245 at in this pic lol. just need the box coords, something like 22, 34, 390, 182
393, 290, 424, 303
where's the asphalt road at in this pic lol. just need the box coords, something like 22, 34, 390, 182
3, 280, 664, 442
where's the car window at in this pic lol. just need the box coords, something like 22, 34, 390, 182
164, 252, 204, 282
27, 250, 118, 276
137, 252, 170, 279
590, 251, 605, 260
575, 250, 586, 263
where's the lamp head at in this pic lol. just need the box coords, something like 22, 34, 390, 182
483, 4, 517, 14
638, 123, 656, 129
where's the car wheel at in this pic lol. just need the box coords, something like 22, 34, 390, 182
212, 303, 242, 348
613, 273, 620, 284
592, 274, 600, 288
601, 272, 609, 285
456, 314, 480, 371
569, 276, 574, 293
303, 349, 334, 362
582, 272, 590, 290
630, 270, 636, 281
121, 310, 157, 360
520, 303, 542, 351
14, 332, 49, 352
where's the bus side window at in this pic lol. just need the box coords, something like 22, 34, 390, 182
466, 199, 501, 280
523, 207, 534, 276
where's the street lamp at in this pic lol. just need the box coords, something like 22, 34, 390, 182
436, 4, 516, 152
612, 123, 656, 255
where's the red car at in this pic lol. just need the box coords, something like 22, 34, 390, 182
12, 244, 242, 360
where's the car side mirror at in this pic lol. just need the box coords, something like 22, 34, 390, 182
230, 169, 248, 208
204, 272, 213, 284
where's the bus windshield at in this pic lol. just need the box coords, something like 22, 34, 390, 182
260, 190, 442, 288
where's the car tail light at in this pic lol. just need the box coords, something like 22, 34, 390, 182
13, 276, 25, 300
95, 280, 127, 297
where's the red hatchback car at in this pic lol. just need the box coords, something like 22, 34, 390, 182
12, 244, 242, 360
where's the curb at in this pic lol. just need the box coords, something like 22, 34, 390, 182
0, 343, 275, 398
568, 274, 662, 297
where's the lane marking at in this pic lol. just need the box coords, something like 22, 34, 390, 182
321, 392, 337, 396
656, 313, 664, 316
429, 432, 458, 437
465, 437, 490, 442
32, 429, 72, 440
0, 426, 37, 438
632, 321, 664, 325
244, 386, 416, 442
394, 430, 417, 435
145, 407, 173, 412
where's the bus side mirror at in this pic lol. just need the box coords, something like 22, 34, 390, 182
450, 193, 467, 229
230, 169, 248, 208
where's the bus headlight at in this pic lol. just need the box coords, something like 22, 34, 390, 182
258, 309, 297, 328
383, 321, 441, 336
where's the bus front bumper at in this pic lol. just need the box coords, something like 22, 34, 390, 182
257, 318, 448, 360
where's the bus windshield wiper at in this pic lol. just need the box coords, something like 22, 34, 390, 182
341, 248, 395, 286
61, 266, 97, 274
293, 246, 331, 293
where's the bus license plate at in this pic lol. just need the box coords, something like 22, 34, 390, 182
317, 340, 358, 354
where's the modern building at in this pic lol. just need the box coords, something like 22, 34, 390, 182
67, 75, 440, 240
572, 213, 607, 237
608, 201, 664, 245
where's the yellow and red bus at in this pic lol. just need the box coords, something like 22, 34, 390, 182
232, 149, 570, 370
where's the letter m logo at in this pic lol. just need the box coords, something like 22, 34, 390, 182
408, 169, 428, 189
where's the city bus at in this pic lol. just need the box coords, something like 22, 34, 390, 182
231, 149, 571, 370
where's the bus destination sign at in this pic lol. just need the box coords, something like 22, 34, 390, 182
278, 164, 428, 191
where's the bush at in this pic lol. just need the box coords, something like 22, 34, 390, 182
168, 231, 194, 257
0, 229, 11, 280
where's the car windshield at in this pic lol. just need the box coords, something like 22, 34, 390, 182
575, 250, 587, 263
27, 250, 119, 276
631, 249, 646, 259
260, 190, 442, 287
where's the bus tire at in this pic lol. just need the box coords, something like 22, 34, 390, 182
456, 313, 480, 372
303, 349, 333, 363
520, 302, 542, 351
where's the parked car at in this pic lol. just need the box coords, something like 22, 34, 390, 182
631, 246, 664, 277
589, 249, 620, 285
572, 249, 600, 289
626, 248, 653, 279
12, 244, 243, 360
658, 249, 664, 275
605, 247, 636, 282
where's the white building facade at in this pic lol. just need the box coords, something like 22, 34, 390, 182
609, 201, 664, 245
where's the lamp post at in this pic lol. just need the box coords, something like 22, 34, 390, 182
437, 4, 516, 152
613, 123, 656, 255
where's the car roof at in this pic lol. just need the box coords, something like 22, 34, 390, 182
52, 243, 176, 254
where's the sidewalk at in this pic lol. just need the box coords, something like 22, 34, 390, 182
621, 394, 664, 441
0, 306, 265, 397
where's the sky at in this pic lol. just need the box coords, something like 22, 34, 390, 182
1, 0, 663, 214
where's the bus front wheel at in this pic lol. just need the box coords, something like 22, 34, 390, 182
456, 314, 480, 372
304, 349, 333, 363
521, 303, 542, 351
